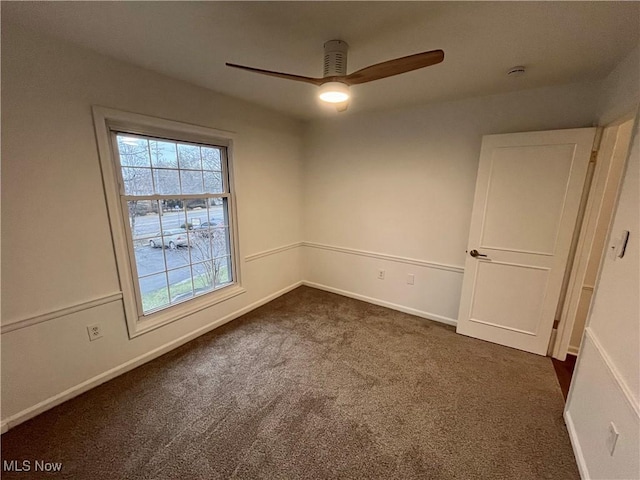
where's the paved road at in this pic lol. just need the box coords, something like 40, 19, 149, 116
130, 206, 224, 238
135, 246, 193, 297
127, 206, 228, 308
133, 233, 230, 298
134, 244, 192, 278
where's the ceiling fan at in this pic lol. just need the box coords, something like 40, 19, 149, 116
226, 40, 444, 112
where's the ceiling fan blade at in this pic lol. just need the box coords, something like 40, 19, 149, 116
225, 63, 324, 86
343, 49, 444, 85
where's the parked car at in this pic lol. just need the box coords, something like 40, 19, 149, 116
192, 221, 218, 236
180, 219, 212, 230
148, 229, 189, 249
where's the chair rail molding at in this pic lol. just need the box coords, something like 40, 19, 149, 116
1, 293, 124, 334
303, 241, 464, 274
244, 242, 303, 262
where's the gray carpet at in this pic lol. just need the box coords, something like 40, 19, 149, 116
1, 286, 579, 479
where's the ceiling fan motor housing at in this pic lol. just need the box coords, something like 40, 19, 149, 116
323, 40, 348, 77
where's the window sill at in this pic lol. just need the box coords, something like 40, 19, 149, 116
131, 284, 246, 338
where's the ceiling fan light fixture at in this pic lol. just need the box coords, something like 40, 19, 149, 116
318, 82, 350, 103
227, 42, 444, 112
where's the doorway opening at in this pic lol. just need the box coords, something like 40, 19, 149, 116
552, 114, 636, 361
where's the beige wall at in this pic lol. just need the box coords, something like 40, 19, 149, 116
566, 114, 639, 479
1, 23, 304, 425
565, 43, 639, 479
567, 44, 640, 353
598, 44, 640, 125
302, 83, 601, 322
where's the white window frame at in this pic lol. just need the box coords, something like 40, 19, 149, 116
93, 107, 244, 338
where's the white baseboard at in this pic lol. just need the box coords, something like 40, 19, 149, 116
564, 410, 589, 479
302, 281, 458, 327
0, 281, 302, 434
568, 345, 580, 356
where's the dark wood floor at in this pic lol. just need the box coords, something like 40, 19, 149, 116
551, 354, 577, 400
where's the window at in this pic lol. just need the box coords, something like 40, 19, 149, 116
93, 108, 243, 337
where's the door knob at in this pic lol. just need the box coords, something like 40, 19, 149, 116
469, 249, 487, 258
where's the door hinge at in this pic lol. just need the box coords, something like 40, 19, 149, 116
592, 126, 604, 151
589, 127, 603, 164
553, 319, 560, 329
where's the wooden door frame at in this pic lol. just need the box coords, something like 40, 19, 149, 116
552, 111, 637, 360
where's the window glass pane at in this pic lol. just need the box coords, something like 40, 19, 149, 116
159, 200, 185, 229
190, 231, 213, 263
192, 262, 214, 295
203, 171, 223, 194
168, 267, 194, 303
208, 199, 225, 226
212, 227, 230, 258
184, 207, 215, 239
165, 243, 190, 269
139, 273, 170, 313
183, 198, 205, 211
181, 170, 204, 194
214, 257, 232, 286
154, 169, 181, 195
133, 240, 166, 277
122, 167, 153, 195
177, 212, 192, 232
148, 233, 164, 249
128, 200, 160, 240
177, 144, 201, 170
189, 216, 202, 228
117, 135, 151, 167
202, 147, 222, 171
149, 140, 178, 168
161, 228, 189, 250
113, 130, 235, 320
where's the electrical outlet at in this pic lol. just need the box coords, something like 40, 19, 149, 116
606, 422, 619, 456
87, 323, 103, 341
377, 269, 385, 280
407, 274, 415, 285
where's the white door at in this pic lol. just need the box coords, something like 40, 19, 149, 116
456, 128, 596, 355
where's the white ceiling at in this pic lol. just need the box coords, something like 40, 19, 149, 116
3, 1, 639, 120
